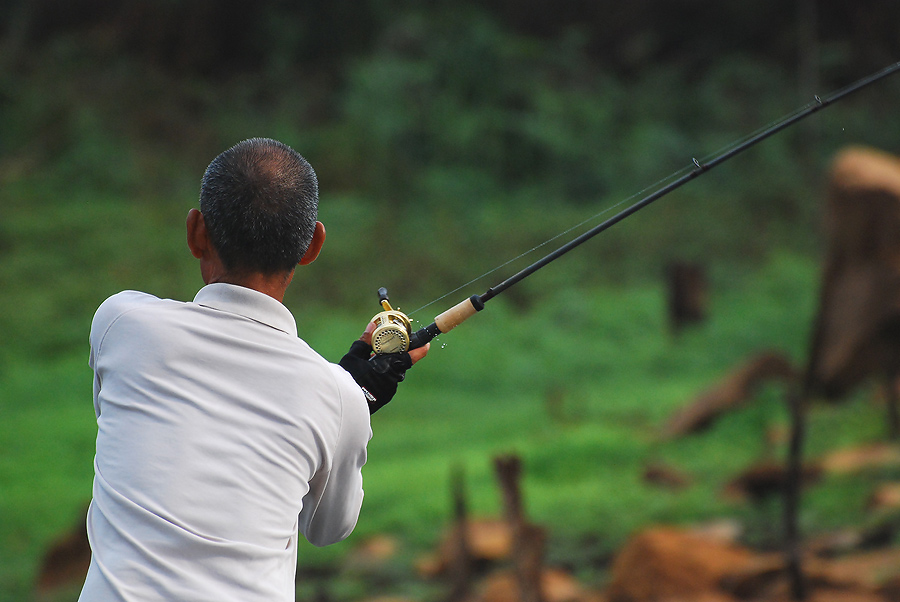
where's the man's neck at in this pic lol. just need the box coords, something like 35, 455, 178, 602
207, 271, 294, 303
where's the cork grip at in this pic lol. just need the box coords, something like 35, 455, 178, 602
434, 296, 482, 333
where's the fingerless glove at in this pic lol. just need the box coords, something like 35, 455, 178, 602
339, 340, 412, 413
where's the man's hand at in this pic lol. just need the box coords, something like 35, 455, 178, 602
339, 323, 430, 414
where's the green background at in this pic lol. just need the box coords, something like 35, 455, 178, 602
2, 2, 900, 600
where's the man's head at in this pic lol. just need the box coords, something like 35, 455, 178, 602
198, 138, 320, 276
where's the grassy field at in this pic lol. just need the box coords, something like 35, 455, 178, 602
3, 20, 899, 600
2, 251, 896, 601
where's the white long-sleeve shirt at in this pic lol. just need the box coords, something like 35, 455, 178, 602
79, 283, 371, 602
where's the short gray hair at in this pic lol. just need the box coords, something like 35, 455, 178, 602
199, 138, 319, 275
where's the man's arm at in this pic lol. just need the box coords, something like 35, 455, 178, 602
298, 369, 371, 547
89, 291, 159, 417
299, 324, 429, 545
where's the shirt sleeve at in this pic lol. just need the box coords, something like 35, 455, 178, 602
298, 365, 372, 547
89, 291, 158, 418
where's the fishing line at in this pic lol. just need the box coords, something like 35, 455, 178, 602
404, 106, 805, 319
406, 171, 677, 318
408, 85, 837, 318
367, 61, 900, 356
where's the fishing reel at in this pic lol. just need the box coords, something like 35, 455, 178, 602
369, 287, 481, 355
370, 288, 414, 354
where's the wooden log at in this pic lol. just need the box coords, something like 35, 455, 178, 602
494, 455, 545, 602
661, 351, 796, 439
665, 261, 709, 335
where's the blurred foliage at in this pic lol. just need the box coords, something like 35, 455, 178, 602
2, 1, 900, 362
2, 3, 900, 599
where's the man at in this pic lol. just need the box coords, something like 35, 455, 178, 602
78, 138, 428, 601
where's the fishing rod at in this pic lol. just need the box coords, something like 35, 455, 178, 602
368, 61, 900, 356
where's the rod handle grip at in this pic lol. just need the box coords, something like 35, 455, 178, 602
434, 295, 484, 333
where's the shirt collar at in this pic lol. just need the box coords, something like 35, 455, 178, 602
192, 283, 298, 337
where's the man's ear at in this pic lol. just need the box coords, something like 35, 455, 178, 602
186, 208, 209, 259
299, 221, 326, 265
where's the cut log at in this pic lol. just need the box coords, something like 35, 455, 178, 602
661, 351, 796, 439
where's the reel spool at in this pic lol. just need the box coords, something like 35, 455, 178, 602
371, 289, 413, 354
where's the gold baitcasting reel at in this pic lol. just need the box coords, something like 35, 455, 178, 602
371, 288, 413, 354
369, 287, 484, 356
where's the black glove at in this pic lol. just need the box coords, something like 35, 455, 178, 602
339, 340, 413, 414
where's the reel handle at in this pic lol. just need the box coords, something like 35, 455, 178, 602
377, 287, 393, 312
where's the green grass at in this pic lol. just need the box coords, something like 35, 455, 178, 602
3, 27, 899, 600
2, 252, 896, 601
0, 357, 96, 601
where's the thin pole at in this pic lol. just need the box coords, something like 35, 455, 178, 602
405, 61, 900, 349
478, 61, 900, 304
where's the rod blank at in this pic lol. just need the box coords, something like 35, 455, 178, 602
478, 61, 900, 304
405, 61, 900, 351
